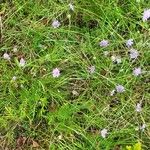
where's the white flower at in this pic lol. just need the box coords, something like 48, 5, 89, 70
3, 53, 10, 60
110, 90, 115, 96
12, 76, 17, 81
136, 103, 142, 112
100, 128, 108, 138
19, 58, 26, 67
69, 3, 74, 11
139, 124, 146, 131
129, 49, 139, 59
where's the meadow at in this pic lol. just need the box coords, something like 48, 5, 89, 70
0, 0, 150, 149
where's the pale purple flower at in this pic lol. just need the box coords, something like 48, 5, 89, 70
129, 49, 139, 59
52, 19, 61, 28
3, 53, 10, 60
116, 85, 125, 93
142, 9, 150, 21
126, 39, 133, 48
110, 89, 115, 96
139, 124, 146, 131
69, 3, 74, 11
133, 67, 142, 76
99, 40, 109, 47
136, 103, 142, 112
88, 66, 95, 74
19, 58, 26, 67
100, 128, 108, 138
52, 68, 60, 78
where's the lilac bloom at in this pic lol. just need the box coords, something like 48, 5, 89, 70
88, 66, 95, 74
52, 20, 61, 28
100, 128, 108, 138
142, 9, 150, 21
129, 49, 139, 59
136, 103, 142, 112
3, 53, 10, 60
19, 58, 26, 67
99, 40, 109, 47
133, 67, 142, 76
116, 85, 125, 93
126, 39, 133, 48
52, 68, 60, 78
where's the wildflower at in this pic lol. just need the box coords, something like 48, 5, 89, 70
129, 49, 139, 59
126, 39, 133, 48
136, 103, 142, 112
116, 85, 125, 93
19, 58, 26, 67
69, 3, 74, 11
52, 68, 60, 77
139, 124, 146, 131
110, 89, 115, 96
52, 19, 61, 28
142, 9, 150, 21
103, 51, 109, 56
13, 45, 17, 52
100, 128, 108, 138
3, 53, 10, 60
133, 67, 142, 76
111, 55, 122, 64
88, 66, 95, 74
12, 76, 17, 81
99, 40, 109, 47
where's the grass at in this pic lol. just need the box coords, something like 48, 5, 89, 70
0, 0, 150, 149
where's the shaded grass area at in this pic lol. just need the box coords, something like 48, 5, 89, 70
0, 0, 150, 149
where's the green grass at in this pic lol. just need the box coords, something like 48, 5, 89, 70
0, 0, 150, 149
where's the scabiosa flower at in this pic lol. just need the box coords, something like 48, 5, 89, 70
88, 66, 95, 74
99, 40, 109, 47
142, 9, 150, 21
126, 39, 133, 48
52, 19, 61, 28
136, 103, 142, 112
69, 3, 74, 11
3, 53, 10, 60
19, 58, 26, 67
133, 67, 142, 76
52, 68, 60, 78
100, 128, 108, 138
129, 49, 139, 59
116, 85, 125, 93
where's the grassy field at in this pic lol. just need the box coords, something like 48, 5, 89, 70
0, 0, 150, 149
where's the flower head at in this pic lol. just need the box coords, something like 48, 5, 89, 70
69, 3, 74, 11
88, 66, 95, 74
19, 58, 26, 67
3, 53, 10, 60
142, 9, 150, 21
100, 128, 108, 138
133, 67, 142, 76
136, 103, 142, 112
129, 49, 139, 59
116, 85, 125, 93
126, 39, 133, 48
52, 68, 60, 78
52, 19, 61, 28
99, 40, 109, 47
